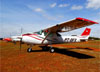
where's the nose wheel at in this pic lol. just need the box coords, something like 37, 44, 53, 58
27, 48, 32, 52
27, 45, 33, 52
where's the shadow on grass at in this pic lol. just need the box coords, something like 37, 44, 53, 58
31, 46, 49, 52
54, 48, 95, 59
31, 46, 95, 59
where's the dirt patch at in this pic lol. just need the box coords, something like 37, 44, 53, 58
0, 41, 100, 72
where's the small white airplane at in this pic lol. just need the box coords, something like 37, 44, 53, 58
17, 17, 98, 53
3, 36, 22, 43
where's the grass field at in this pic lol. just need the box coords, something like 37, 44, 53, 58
0, 40, 100, 72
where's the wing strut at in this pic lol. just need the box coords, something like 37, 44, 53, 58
41, 31, 50, 44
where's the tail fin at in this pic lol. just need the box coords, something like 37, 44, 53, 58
81, 28, 91, 36
80, 28, 91, 39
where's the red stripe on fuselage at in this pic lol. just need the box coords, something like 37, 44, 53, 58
23, 34, 42, 41
29, 35, 42, 40
22, 34, 38, 36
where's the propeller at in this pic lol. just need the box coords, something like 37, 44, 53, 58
19, 37, 22, 51
19, 27, 23, 51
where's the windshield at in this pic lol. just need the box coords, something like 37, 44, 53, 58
36, 30, 43, 35
36, 30, 53, 37
36, 30, 61, 37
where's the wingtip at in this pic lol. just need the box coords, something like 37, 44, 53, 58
76, 17, 99, 24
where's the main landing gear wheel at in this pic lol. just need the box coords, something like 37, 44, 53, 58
50, 48, 55, 53
27, 48, 32, 52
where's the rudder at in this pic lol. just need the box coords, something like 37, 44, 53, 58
81, 28, 91, 36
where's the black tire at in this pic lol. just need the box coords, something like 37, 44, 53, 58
27, 48, 32, 52
50, 48, 55, 53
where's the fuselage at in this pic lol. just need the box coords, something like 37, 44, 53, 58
22, 32, 86, 45
11, 28, 90, 44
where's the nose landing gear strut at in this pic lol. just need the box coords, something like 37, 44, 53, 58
27, 45, 33, 52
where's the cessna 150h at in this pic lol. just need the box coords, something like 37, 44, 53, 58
16, 17, 99, 53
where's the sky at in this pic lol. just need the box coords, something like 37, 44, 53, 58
0, 0, 100, 38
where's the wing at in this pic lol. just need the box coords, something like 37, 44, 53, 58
43, 17, 98, 33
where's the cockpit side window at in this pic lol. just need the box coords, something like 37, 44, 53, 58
44, 32, 53, 37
